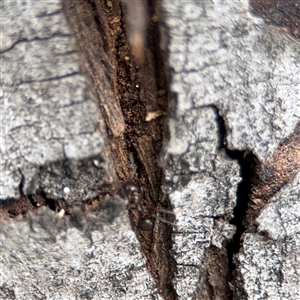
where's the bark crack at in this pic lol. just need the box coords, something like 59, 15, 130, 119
64, 0, 177, 298
212, 106, 300, 298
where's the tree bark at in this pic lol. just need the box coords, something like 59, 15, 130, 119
1, 0, 300, 299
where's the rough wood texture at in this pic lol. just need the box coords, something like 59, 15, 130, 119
159, 0, 300, 299
235, 171, 300, 300
0, 198, 161, 299
62, 1, 175, 298
0, 0, 114, 205
1, 0, 300, 299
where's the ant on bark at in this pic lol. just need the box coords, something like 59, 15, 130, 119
123, 181, 175, 231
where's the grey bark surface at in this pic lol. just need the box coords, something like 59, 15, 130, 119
1, 1, 160, 299
159, 0, 300, 298
0, 1, 111, 203
238, 173, 300, 299
236, 171, 300, 299
1, 1, 300, 300
0, 198, 161, 299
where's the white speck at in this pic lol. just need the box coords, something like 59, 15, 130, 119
63, 186, 70, 194
57, 209, 65, 218
145, 110, 165, 122
93, 159, 101, 168
272, 118, 284, 129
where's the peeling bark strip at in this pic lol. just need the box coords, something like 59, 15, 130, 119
63, 1, 176, 298
251, 0, 300, 39
236, 0, 300, 232
245, 121, 300, 231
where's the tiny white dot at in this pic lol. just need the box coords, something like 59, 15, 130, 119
63, 186, 70, 194
93, 159, 101, 168
57, 209, 65, 218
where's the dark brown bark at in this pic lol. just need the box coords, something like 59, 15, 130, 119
63, 1, 176, 298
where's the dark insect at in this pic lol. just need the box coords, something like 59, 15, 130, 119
123, 181, 154, 231
123, 181, 176, 231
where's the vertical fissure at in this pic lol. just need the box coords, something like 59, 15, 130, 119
226, 151, 253, 272
115, 1, 177, 297
206, 107, 254, 299
214, 109, 300, 298
62, 0, 177, 298
215, 107, 253, 259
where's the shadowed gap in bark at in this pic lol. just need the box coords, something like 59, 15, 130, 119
215, 109, 300, 296
63, 0, 177, 298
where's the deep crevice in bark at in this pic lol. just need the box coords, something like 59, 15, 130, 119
216, 109, 300, 297
209, 108, 252, 299
195, 108, 251, 299
1, 1, 176, 298
63, 0, 177, 299
226, 151, 253, 271
215, 108, 251, 253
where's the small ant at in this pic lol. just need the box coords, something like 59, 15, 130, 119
122, 181, 176, 231
123, 181, 154, 231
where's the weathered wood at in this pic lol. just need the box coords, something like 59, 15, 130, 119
0, 198, 162, 299
235, 171, 300, 299
0, 0, 114, 206
1, 0, 300, 299
159, 0, 300, 298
